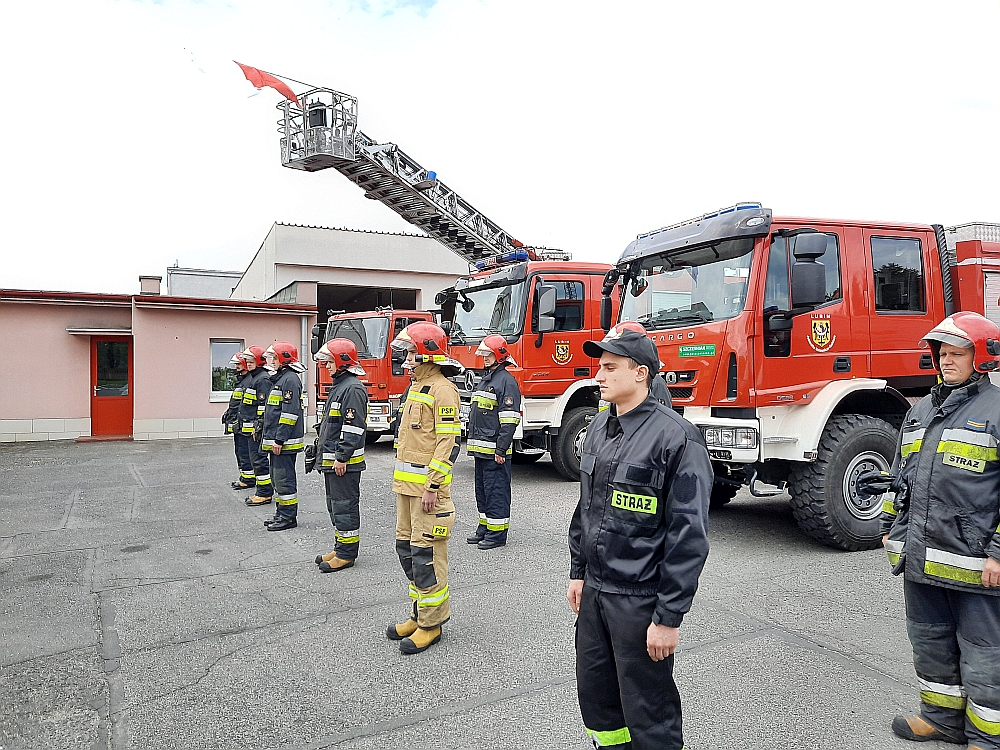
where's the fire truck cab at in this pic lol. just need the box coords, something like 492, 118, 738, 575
437, 252, 616, 479
604, 203, 1000, 551
311, 308, 434, 440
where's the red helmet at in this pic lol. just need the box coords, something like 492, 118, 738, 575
391, 322, 463, 371
920, 312, 1000, 372
605, 321, 664, 371
239, 345, 266, 368
475, 334, 517, 367
609, 321, 647, 337
265, 341, 300, 367
315, 338, 366, 376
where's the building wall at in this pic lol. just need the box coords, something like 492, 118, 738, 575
0, 298, 314, 443
131, 305, 315, 440
0, 301, 131, 441
166, 268, 244, 299
231, 224, 469, 302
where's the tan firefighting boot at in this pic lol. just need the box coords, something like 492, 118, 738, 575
315, 550, 336, 565
891, 715, 966, 744
386, 616, 419, 641
318, 557, 355, 573
244, 494, 272, 507
400, 626, 442, 655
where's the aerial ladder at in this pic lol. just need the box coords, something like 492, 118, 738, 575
275, 86, 569, 264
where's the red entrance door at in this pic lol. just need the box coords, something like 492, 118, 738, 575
90, 337, 134, 437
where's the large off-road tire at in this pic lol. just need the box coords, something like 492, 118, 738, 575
552, 407, 597, 481
710, 464, 740, 509
788, 414, 897, 551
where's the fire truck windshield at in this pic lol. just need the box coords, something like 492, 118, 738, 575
325, 316, 390, 359
449, 280, 527, 344
620, 239, 754, 330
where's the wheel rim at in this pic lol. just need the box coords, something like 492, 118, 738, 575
843, 451, 890, 521
574, 426, 588, 464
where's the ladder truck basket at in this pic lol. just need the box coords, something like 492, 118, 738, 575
277, 87, 359, 172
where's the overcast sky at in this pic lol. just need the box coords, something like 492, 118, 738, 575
1, 0, 998, 294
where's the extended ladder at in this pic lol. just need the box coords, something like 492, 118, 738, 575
276, 87, 567, 265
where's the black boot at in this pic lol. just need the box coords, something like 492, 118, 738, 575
466, 526, 487, 544
266, 517, 297, 532
477, 538, 506, 550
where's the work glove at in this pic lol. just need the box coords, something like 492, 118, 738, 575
304, 440, 318, 474
252, 418, 263, 443
855, 470, 894, 502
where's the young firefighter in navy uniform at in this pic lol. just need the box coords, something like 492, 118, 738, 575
223, 352, 256, 490
313, 339, 368, 572
568, 327, 712, 750
261, 342, 306, 531
858, 312, 1000, 750
466, 334, 521, 549
239, 346, 274, 505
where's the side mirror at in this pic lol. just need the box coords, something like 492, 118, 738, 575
311, 324, 323, 338
310, 335, 321, 355
434, 291, 448, 306
790, 233, 828, 308
536, 284, 557, 334
461, 296, 475, 313
600, 296, 613, 331
391, 347, 406, 376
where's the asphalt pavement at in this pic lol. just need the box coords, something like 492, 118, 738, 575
0, 436, 942, 749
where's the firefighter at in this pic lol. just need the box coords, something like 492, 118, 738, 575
866, 312, 1000, 750
568, 327, 712, 750
385, 322, 462, 655
313, 339, 368, 572
260, 341, 307, 531
239, 346, 274, 505
224, 353, 255, 490
465, 334, 521, 549
597, 322, 671, 413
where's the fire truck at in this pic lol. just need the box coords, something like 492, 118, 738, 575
274, 84, 617, 476
310, 308, 434, 441
601, 202, 1000, 550
434, 254, 616, 479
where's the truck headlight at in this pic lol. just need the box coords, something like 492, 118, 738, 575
702, 426, 757, 449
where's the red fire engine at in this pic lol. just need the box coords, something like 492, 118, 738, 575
602, 203, 1000, 550
311, 309, 434, 440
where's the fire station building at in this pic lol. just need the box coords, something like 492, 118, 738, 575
0, 224, 469, 443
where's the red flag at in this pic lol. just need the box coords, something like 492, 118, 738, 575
234, 62, 300, 107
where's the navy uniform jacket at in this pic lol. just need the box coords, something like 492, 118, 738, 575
240, 368, 272, 435
883, 376, 1000, 596
569, 395, 713, 627
262, 367, 305, 452
467, 362, 521, 458
318, 372, 368, 472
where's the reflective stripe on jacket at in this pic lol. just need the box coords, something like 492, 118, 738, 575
262, 367, 305, 452
318, 372, 368, 472
223, 371, 252, 429
883, 377, 1000, 595
569, 395, 713, 628
467, 362, 521, 458
393, 364, 461, 494
239, 368, 272, 434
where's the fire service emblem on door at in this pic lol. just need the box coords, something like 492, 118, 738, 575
553, 341, 573, 364
808, 315, 836, 353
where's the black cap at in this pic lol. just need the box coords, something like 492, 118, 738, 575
583, 329, 660, 373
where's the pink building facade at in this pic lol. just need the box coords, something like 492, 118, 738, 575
0, 290, 315, 442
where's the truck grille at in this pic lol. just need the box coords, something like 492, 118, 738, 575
668, 387, 693, 399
